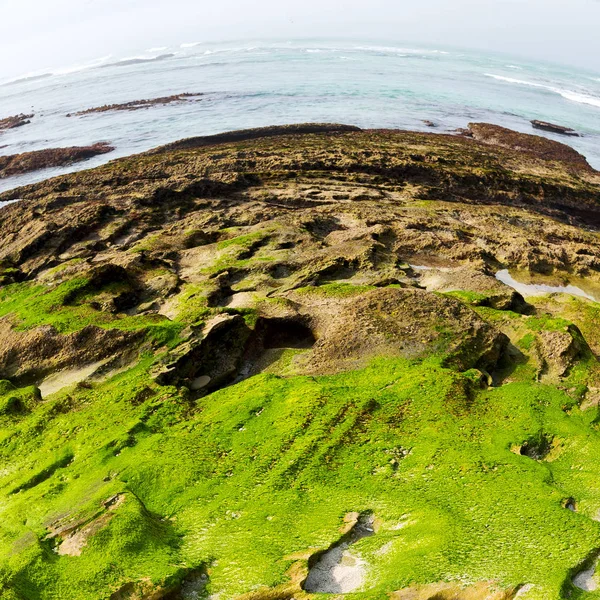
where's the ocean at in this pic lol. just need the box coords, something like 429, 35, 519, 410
1, 39, 599, 193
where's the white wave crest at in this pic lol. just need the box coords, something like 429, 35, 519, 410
147, 46, 168, 53
54, 55, 113, 75
180, 41, 203, 48
485, 73, 600, 109
0, 55, 113, 86
100, 53, 175, 68
484, 73, 546, 88
355, 45, 449, 55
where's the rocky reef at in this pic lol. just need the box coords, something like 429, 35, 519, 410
531, 119, 580, 137
1, 124, 600, 600
0, 113, 33, 131
0, 142, 114, 178
69, 93, 205, 117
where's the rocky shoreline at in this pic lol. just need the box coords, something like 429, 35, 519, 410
1, 124, 600, 600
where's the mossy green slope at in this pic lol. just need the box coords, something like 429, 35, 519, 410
1, 305, 600, 599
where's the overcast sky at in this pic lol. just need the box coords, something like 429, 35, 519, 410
2, 0, 599, 78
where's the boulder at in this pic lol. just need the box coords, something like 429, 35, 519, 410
304, 287, 508, 374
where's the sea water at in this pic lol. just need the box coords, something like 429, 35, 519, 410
0, 39, 599, 193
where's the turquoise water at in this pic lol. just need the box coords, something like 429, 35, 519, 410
1, 39, 599, 192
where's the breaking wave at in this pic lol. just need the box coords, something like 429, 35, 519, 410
0, 55, 113, 87
485, 73, 600, 109
99, 54, 175, 68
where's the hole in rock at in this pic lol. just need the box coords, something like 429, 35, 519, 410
516, 434, 555, 461
157, 316, 316, 395
258, 317, 315, 350
236, 317, 316, 381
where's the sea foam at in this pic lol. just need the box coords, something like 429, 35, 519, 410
485, 73, 600, 109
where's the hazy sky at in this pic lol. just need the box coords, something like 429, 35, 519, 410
2, 0, 600, 78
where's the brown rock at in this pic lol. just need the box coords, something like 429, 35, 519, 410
468, 122, 590, 169
0, 143, 114, 178
0, 320, 142, 382
0, 113, 33, 131
531, 120, 579, 137
304, 287, 508, 374
391, 581, 523, 600
68, 93, 204, 117
537, 325, 587, 378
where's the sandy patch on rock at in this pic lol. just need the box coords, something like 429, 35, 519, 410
56, 494, 126, 556
573, 559, 599, 592
39, 359, 108, 397
303, 545, 366, 594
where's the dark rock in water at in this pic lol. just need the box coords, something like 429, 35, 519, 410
423, 120, 437, 128
531, 120, 580, 137
68, 93, 205, 117
0, 113, 33, 131
0, 142, 114, 178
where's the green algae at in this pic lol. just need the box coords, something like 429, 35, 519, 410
1, 348, 600, 599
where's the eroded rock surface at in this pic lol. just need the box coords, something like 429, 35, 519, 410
0, 125, 599, 600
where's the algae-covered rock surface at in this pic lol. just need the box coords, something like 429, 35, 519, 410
1, 125, 600, 600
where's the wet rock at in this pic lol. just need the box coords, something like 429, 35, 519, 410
0, 113, 33, 131
0, 143, 114, 178
151, 123, 362, 154
573, 553, 600, 592
161, 568, 209, 600
68, 93, 205, 116
531, 120, 579, 137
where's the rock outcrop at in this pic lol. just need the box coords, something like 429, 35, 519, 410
531, 120, 579, 137
0, 142, 114, 178
468, 122, 590, 169
68, 93, 205, 116
0, 124, 599, 600
0, 113, 33, 131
